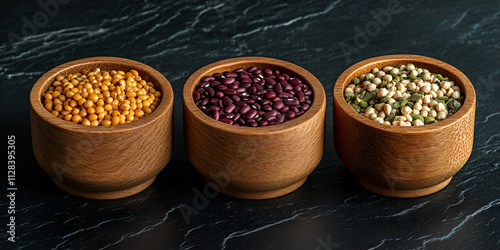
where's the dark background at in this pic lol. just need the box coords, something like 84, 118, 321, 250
1, 0, 499, 249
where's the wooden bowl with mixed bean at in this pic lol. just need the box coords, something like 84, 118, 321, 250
183, 57, 326, 200
333, 54, 476, 198
30, 57, 174, 199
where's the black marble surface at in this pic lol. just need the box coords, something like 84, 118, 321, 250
1, 0, 499, 249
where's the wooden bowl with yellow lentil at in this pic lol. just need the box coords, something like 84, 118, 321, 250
30, 57, 174, 199
333, 54, 476, 198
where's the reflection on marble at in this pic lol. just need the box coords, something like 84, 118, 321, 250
0, 0, 499, 249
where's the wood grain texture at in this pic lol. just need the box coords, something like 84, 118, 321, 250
30, 57, 174, 199
183, 57, 326, 199
333, 54, 476, 198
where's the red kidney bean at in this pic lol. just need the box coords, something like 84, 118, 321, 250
224, 72, 238, 78
213, 110, 220, 120
202, 76, 215, 82
283, 99, 299, 106
224, 89, 237, 95
200, 98, 209, 106
240, 105, 251, 114
234, 101, 246, 107
220, 118, 233, 124
194, 66, 313, 127
264, 110, 278, 117
247, 66, 257, 72
193, 92, 201, 101
264, 77, 276, 85
222, 77, 235, 85
274, 83, 283, 93
224, 104, 236, 113
264, 92, 277, 99
223, 97, 233, 106
278, 92, 293, 98
200, 82, 210, 88
272, 101, 284, 110
216, 85, 228, 91
232, 113, 241, 122
246, 109, 258, 119
296, 90, 305, 103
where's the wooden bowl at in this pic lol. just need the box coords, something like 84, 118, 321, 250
333, 54, 476, 198
30, 57, 174, 199
183, 57, 326, 199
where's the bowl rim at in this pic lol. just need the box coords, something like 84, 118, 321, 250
30, 56, 174, 134
182, 56, 326, 135
333, 54, 476, 133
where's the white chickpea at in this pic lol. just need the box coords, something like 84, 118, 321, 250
415, 99, 423, 105
430, 91, 438, 98
345, 88, 353, 93
446, 88, 454, 97
388, 98, 396, 105
390, 68, 399, 75
393, 91, 402, 99
428, 110, 437, 118
436, 111, 447, 120
377, 88, 389, 98
436, 90, 444, 97
383, 74, 392, 83
362, 81, 371, 88
374, 117, 384, 123
406, 63, 415, 71
365, 107, 376, 115
442, 81, 451, 90
384, 121, 391, 125
375, 103, 385, 111
404, 114, 413, 122
416, 68, 423, 74
388, 91, 395, 98
421, 110, 429, 117
368, 73, 375, 79
399, 65, 406, 71
423, 94, 432, 104
372, 77, 382, 86
396, 83, 406, 92
436, 102, 446, 112
410, 69, 418, 77
377, 112, 386, 119
422, 73, 431, 81
369, 113, 377, 120
372, 68, 380, 74
401, 106, 412, 115
413, 102, 422, 110
348, 84, 356, 90
412, 109, 420, 115
384, 104, 392, 116
366, 83, 377, 92
413, 119, 424, 126
354, 87, 363, 93
383, 66, 393, 72
376, 71, 385, 78
452, 86, 461, 92
431, 84, 439, 92
407, 82, 417, 91
422, 106, 431, 112
430, 100, 438, 108
452, 91, 460, 99
421, 84, 431, 93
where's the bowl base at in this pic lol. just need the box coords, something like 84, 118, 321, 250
206, 177, 307, 200
52, 177, 156, 200
356, 177, 452, 198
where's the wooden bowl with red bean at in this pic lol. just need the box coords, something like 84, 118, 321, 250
30, 57, 174, 199
183, 57, 326, 199
333, 54, 476, 198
